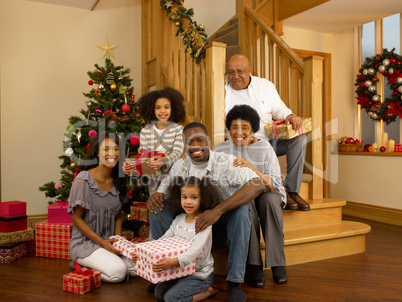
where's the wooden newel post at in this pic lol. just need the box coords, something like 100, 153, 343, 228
205, 42, 227, 148
304, 55, 324, 199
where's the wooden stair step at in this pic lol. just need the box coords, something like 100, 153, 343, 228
262, 221, 371, 267
283, 198, 346, 232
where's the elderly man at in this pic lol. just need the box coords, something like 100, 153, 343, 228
147, 122, 269, 302
225, 54, 309, 211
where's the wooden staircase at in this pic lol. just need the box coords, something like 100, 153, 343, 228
213, 187, 371, 274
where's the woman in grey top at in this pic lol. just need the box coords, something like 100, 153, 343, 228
68, 133, 136, 283
214, 105, 288, 288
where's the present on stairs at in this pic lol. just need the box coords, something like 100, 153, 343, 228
265, 118, 312, 140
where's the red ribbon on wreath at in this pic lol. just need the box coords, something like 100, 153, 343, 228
272, 119, 304, 139
73, 262, 96, 291
133, 148, 165, 176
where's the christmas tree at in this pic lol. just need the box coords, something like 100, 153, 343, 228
40, 42, 149, 236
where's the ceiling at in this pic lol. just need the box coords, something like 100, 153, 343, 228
24, 0, 99, 10
283, 0, 402, 34
24, 0, 402, 33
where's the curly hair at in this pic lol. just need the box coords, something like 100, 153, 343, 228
137, 87, 187, 124
164, 176, 221, 214
225, 104, 260, 133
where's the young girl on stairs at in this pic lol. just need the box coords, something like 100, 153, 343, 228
150, 176, 220, 301
123, 87, 187, 194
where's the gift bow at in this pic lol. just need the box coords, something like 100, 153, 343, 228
133, 149, 165, 176
73, 262, 96, 290
271, 119, 303, 139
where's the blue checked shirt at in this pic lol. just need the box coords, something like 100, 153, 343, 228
157, 150, 259, 199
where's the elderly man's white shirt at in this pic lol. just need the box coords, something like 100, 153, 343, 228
225, 75, 293, 140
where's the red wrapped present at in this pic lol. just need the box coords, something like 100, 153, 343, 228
0, 242, 27, 264
130, 202, 149, 222
395, 144, 402, 153
133, 237, 195, 284
0, 228, 34, 245
125, 148, 165, 177
0, 215, 27, 233
48, 201, 72, 223
35, 220, 73, 259
63, 262, 101, 295
110, 235, 137, 259
0, 201, 26, 217
265, 118, 312, 140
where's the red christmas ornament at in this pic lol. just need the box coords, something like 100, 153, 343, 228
73, 165, 80, 179
89, 130, 97, 138
371, 77, 377, 82
121, 104, 131, 113
376, 56, 381, 60
390, 57, 396, 63
380, 146, 387, 152
130, 135, 140, 146
83, 144, 90, 152
354, 139, 361, 145
132, 96, 135, 103
88, 80, 94, 85
103, 109, 111, 116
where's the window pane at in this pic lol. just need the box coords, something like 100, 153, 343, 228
361, 22, 376, 145
383, 13, 400, 144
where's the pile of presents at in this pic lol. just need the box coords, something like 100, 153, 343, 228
0, 201, 33, 264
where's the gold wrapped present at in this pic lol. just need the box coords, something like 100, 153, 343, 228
0, 228, 34, 245
130, 202, 149, 222
265, 118, 312, 140
125, 149, 164, 177
139, 224, 150, 238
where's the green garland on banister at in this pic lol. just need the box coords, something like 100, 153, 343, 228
160, 0, 208, 64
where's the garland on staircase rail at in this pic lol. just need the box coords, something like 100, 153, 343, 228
160, 0, 208, 64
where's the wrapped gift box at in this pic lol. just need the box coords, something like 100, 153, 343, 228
63, 263, 101, 295
130, 202, 149, 222
0, 242, 27, 264
395, 144, 402, 153
265, 117, 312, 140
125, 149, 164, 177
131, 237, 148, 244
139, 223, 150, 238
0, 228, 34, 245
0, 201, 26, 217
110, 235, 137, 259
48, 201, 72, 223
35, 220, 73, 259
133, 237, 195, 284
0, 215, 27, 233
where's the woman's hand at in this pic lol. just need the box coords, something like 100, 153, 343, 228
233, 155, 252, 169
147, 157, 165, 170
152, 257, 179, 274
122, 161, 135, 175
100, 237, 121, 255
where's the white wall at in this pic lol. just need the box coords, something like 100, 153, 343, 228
0, 0, 142, 214
185, 0, 236, 36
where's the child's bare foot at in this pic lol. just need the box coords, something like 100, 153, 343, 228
193, 287, 219, 301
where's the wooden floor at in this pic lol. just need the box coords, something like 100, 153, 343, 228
1, 216, 402, 302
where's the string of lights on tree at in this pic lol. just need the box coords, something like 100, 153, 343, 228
355, 48, 402, 124
160, 0, 208, 64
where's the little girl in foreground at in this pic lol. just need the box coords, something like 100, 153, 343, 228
152, 176, 220, 301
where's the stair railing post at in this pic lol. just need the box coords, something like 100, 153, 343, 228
205, 42, 227, 148
304, 55, 324, 200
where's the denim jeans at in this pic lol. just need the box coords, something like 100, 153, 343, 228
149, 203, 251, 283
155, 272, 214, 302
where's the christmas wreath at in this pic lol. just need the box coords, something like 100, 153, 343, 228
355, 48, 402, 124
160, 0, 208, 64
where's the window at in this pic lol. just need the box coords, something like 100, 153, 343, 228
358, 14, 401, 147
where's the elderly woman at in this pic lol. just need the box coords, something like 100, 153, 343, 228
213, 104, 287, 288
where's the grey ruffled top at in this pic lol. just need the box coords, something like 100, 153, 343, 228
67, 171, 125, 261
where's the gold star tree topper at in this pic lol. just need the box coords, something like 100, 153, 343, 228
97, 38, 118, 59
